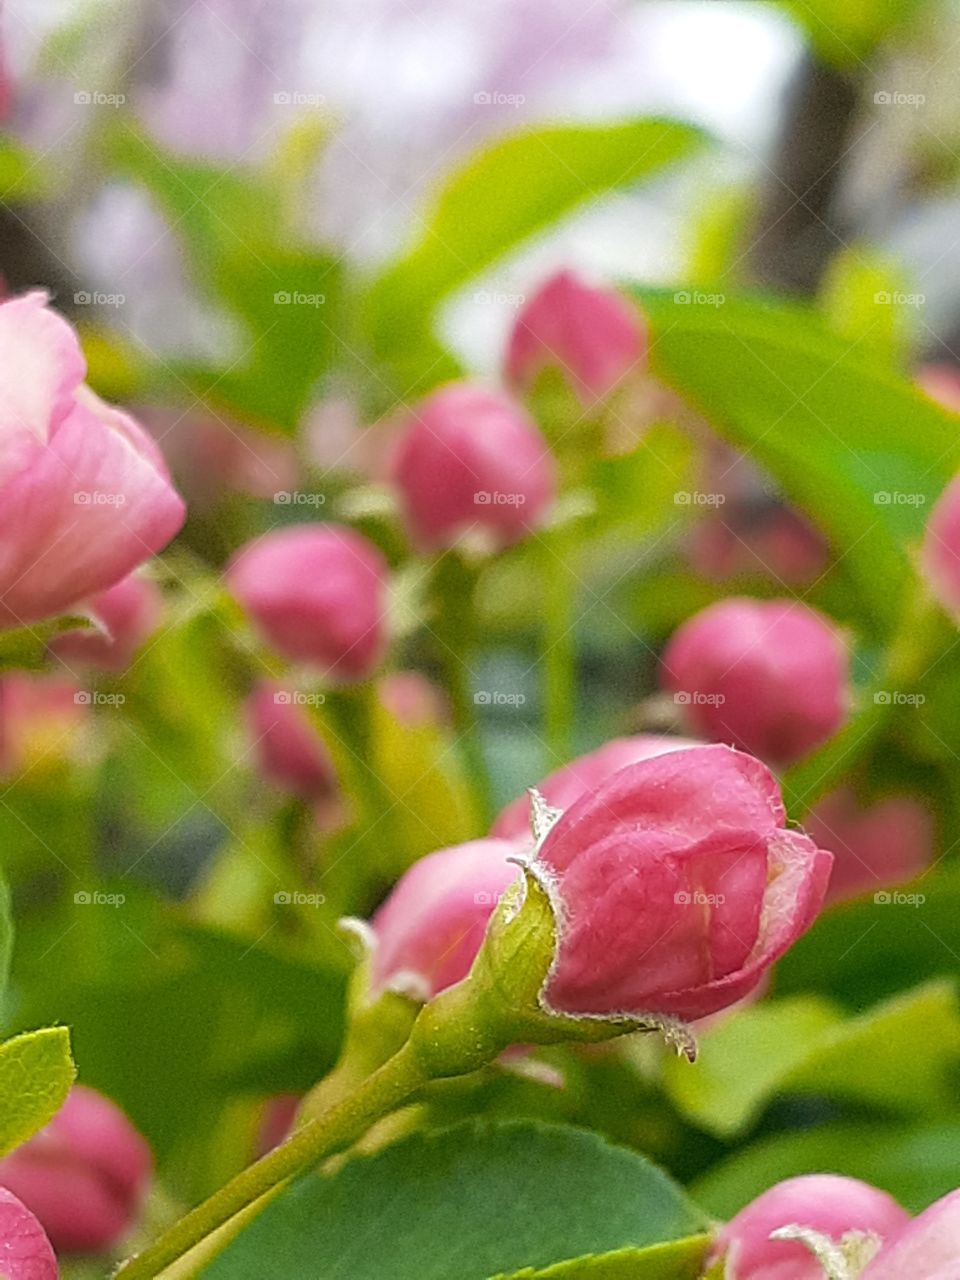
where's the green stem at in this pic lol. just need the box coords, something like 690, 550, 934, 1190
115, 1041, 428, 1280
542, 529, 575, 761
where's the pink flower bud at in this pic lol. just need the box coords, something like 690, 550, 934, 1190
370, 839, 522, 1001
245, 681, 338, 803
227, 524, 388, 679
389, 383, 555, 551
861, 1188, 960, 1279
0, 1085, 152, 1254
505, 270, 645, 404
378, 671, 448, 729
0, 293, 184, 629
50, 574, 162, 672
804, 786, 934, 905
527, 745, 832, 1023
491, 734, 700, 841
712, 1175, 909, 1279
0, 675, 86, 776
922, 474, 960, 616
0, 1186, 58, 1279
661, 599, 849, 766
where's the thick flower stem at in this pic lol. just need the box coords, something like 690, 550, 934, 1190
115, 1042, 429, 1280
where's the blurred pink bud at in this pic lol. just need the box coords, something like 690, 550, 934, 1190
491, 734, 700, 841
712, 1175, 909, 1279
378, 671, 448, 729
389, 383, 555, 551
661, 599, 849, 766
256, 1094, 300, 1157
51, 574, 162, 672
0, 674, 86, 776
922, 474, 960, 616
804, 787, 934, 905
227, 524, 388, 680
918, 362, 960, 412
690, 508, 827, 586
0, 1186, 58, 1279
246, 681, 338, 803
862, 1188, 960, 1279
529, 745, 832, 1023
0, 1085, 152, 1255
0, 293, 184, 629
370, 839, 522, 1001
505, 270, 644, 404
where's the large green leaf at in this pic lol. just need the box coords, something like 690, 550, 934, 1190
693, 1117, 960, 1219
634, 289, 960, 632
663, 982, 960, 1137
204, 1122, 711, 1279
367, 120, 705, 355
0, 1027, 75, 1158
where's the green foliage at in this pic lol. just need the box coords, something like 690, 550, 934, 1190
204, 1122, 711, 1279
0, 1027, 75, 1158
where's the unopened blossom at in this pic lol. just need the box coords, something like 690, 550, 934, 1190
922, 474, 960, 616
51, 574, 162, 672
245, 681, 338, 804
861, 1188, 960, 1278
0, 1186, 58, 1278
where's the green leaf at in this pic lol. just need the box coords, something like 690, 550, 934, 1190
0, 875, 12, 1008
497, 1236, 712, 1279
693, 1117, 960, 1219
203, 1122, 710, 1279
665, 983, 960, 1137
0, 1027, 76, 1158
367, 120, 705, 353
776, 0, 931, 67
634, 288, 960, 632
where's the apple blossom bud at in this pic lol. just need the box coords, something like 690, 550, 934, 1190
0, 292, 184, 629
0, 675, 86, 776
227, 524, 388, 680
712, 1175, 909, 1279
505, 270, 645, 404
245, 681, 338, 803
526, 745, 832, 1027
378, 671, 448, 729
861, 1188, 960, 1279
803, 787, 934, 905
661, 599, 849, 766
51, 574, 162, 672
922, 474, 960, 616
0, 1085, 152, 1254
0, 1187, 58, 1279
389, 383, 555, 551
369, 839, 522, 1002
491, 734, 700, 841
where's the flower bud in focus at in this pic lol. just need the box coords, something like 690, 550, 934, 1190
0, 1085, 152, 1254
0, 1186, 58, 1279
51, 574, 162, 672
491, 734, 699, 841
803, 786, 934, 905
711, 1175, 909, 1279
661, 599, 849, 766
922, 474, 960, 617
0, 293, 184, 629
227, 524, 388, 680
245, 680, 339, 806
861, 1188, 960, 1279
369, 839, 522, 1002
389, 383, 555, 552
505, 270, 644, 405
